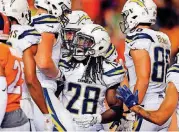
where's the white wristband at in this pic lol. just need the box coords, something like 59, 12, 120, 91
93, 114, 102, 124
0, 76, 7, 126
0, 76, 7, 91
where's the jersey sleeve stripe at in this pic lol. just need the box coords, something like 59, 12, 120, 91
31, 15, 59, 26
105, 43, 115, 59
104, 66, 125, 77
59, 59, 71, 69
126, 33, 154, 43
18, 29, 41, 39
43, 88, 67, 131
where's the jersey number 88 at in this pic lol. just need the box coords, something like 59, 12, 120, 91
152, 47, 170, 82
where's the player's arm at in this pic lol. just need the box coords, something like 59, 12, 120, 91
130, 49, 151, 104
117, 83, 178, 126
73, 85, 124, 128
23, 45, 48, 114
0, 63, 7, 126
100, 86, 123, 124
35, 33, 60, 78
131, 82, 178, 125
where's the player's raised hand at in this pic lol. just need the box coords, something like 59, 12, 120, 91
116, 85, 139, 108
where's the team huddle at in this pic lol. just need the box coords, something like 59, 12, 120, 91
0, 0, 178, 131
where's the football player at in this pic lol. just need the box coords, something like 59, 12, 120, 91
118, 0, 171, 131
0, 13, 30, 131
31, 0, 75, 131
56, 10, 93, 96
59, 24, 125, 131
60, 10, 117, 62
0, 0, 53, 131
117, 55, 179, 128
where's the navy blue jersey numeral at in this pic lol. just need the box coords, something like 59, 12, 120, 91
66, 83, 81, 114
66, 83, 101, 114
152, 47, 170, 82
82, 86, 100, 114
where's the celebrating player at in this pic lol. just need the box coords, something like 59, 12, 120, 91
59, 23, 125, 131
31, 0, 75, 131
117, 57, 179, 128
118, 0, 171, 131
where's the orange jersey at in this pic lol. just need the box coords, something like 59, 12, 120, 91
0, 43, 24, 112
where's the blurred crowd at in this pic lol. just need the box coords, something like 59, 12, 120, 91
28, 0, 179, 63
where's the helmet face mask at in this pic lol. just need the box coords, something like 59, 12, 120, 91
47, 0, 72, 27
56, 3, 72, 27
61, 28, 80, 50
73, 33, 95, 59
61, 10, 93, 53
119, 11, 130, 34
71, 24, 111, 60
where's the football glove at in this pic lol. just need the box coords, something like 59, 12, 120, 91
44, 114, 54, 131
73, 114, 102, 128
116, 85, 138, 108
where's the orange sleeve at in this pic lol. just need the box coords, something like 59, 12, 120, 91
0, 44, 9, 68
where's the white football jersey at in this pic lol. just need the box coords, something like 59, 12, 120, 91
30, 14, 62, 91
124, 28, 171, 93
31, 13, 62, 34
167, 64, 179, 127
59, 57, 125, 116
7, 25, 41, 56
7, 25, 37, 119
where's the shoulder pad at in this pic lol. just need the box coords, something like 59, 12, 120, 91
31, 14, 59, 26
166, 64, 179, 92
126, 33, 154, 43
7, 25, 40, 55
18, 28, 41, 40
31, 14, 61, 33
103, 61, 125, 88
125, 33, 153, 51
167, 64, 179, 74
59, 57, 72, 69
105, 43, 118, 61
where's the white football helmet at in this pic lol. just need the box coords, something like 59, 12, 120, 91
73, 24, 111, 61
0, 0, 30, 25
144, 0, 157, 25
61, 10, 93, 50
34, 0, 50, 11
119, 0, 157, 34
47, 0, 72, 27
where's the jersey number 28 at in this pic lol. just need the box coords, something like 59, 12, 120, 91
66, 82, 100, 114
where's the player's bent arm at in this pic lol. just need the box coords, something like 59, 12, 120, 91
130, 49, 151, 104
23, 45, 48, 114
73, 87, 123, 128
101, 87, 123, 124
130, 82, 178, 126
0, 64, 7, 126
35, 33, 60, 78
